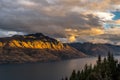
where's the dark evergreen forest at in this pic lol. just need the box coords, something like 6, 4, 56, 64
62, 53, 120, 80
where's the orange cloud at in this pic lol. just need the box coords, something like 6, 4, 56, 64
65, 28, 104, 42
68, 35, 76, 42
115, 19, 120, 24
65, 28, 104, 36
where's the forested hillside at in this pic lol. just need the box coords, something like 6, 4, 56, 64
62, 53, 120, 80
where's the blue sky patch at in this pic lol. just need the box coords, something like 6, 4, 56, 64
112, 11, 120, 20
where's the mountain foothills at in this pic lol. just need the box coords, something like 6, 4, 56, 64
0, 33, 86, 64
68, 43, 120, 56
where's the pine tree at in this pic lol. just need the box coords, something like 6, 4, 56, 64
65, 77, 68, 80
77, 70, 80, 80
97, 55, 101, 65
70, 70, 77, 80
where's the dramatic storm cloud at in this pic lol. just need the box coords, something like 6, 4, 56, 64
0, 0, 120, 44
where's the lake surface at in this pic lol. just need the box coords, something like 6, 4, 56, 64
0, 56, 120, 80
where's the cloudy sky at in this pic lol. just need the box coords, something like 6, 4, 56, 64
0, 0, 120, 44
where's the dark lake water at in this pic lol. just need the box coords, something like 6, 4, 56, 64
0, 56, 120, 80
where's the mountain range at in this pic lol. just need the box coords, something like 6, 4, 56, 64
0, 33, 86, 64
0, 33, 120, 64
68, 42, 120, 56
